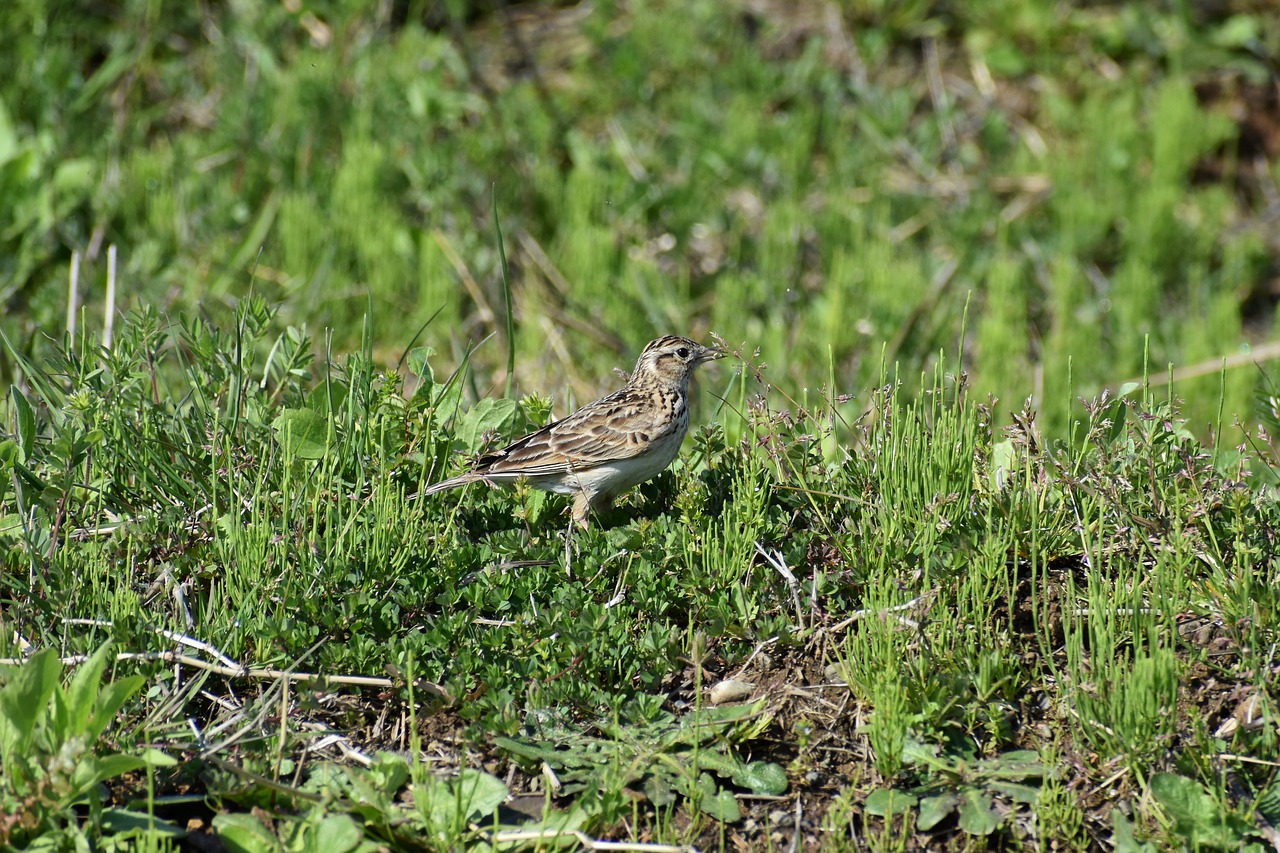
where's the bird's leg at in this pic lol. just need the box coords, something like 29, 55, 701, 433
563, 491, 595, 576
570, 492, 593, 531
563, 512, 574, 577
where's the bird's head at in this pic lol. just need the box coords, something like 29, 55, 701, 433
631, 336, 724, 387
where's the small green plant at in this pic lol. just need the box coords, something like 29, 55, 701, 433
496, 701, 788, 824
0, 644, 177, 848
1034, 769, 1089, 850
864, 739, 1045, 838
216, 751, 586, 851
1148, 773, 1275, 852
212, 807, 373, 853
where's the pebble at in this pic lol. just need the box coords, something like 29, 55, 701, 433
709, 679, 756, 705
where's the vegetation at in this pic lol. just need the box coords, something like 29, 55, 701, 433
1, 0, 1278, 849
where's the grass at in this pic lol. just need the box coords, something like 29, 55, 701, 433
1, 0, 1279, 849
1, 302, 1278, 849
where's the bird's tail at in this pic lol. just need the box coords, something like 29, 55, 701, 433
412, 473, 478, 499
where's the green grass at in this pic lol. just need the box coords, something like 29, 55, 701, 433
2, 0, 1280, 849
2, 303, 1278, 849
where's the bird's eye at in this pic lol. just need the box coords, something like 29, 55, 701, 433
676, 347, 690, 358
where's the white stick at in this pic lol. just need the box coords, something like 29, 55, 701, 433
103, 244, 117, 348
67, 250, 81, 340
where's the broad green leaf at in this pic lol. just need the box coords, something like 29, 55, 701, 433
66, 742, 175, 799
10, 386, 35, 460
18, 825, 90, 852
0, 647, 60, 754
690, 700, 769, 726
667, 699, 770, 747
1150, 773, 1247, 849
98, 808, 185, 838
423, 780, 459, 832
433, 379, 463, 420
456, 398, 519, 453
900, 736, 939, 766
454, 769, 507, 822
409, 346, 464, 418
989, 439, 1016, 490
686, 750, 736, 777
700, 788, 741, 822
957, 788, 999, 835
713, 700, 774, 739
307, 381, 349, 416
273, 408, 333, 460
369, 751, 410, 793
516, 487, 550, 525
72, 754, 151, 794
1151, 773, 1216, 827
214, 813, 280, 853
985, 749, 1041, 771
732, 760, 788, 795
694, 774, 740, 822
407, 346, 436, 384
1211, 13, 1259, 49
917, 792, 959, 830
87, 675, 146, 741
1116, 381, 1142, 398
864, 787, 918, 817
139, 747, 178, 767
988, 781, 1041, 803
346, 769, 395, 813
497, 804, 588, 847
426, 769, 509, 831
493, 736, 556, 763
312, 814, 363, 853
0, 513, 23, 537
1111, 809, 1157, 853
66, 643, 114, 738
0, 439, 19, 467
643, 769, 678, 807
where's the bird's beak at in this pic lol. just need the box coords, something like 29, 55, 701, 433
697, 345, 727, 364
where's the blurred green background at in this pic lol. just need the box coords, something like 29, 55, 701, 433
2, 0, 1277, 436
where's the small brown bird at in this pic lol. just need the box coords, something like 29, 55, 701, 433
421, 336, 724, 528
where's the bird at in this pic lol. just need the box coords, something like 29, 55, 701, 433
421, 335, 724, 529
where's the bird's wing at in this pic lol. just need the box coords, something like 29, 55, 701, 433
477, 390, 668, 477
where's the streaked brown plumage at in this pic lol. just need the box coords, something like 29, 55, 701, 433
421, 336, 723, 527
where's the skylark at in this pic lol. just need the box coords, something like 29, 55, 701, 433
421, 335, 724, 528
